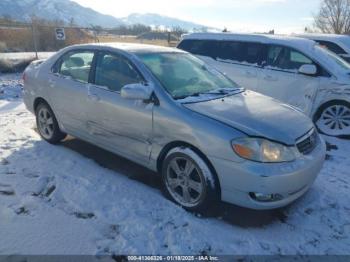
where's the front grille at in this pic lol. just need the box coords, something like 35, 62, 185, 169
296, 129, 318, 155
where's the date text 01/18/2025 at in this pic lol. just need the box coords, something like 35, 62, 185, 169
127, 255, 219, 261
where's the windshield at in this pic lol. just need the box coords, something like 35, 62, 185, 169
137, 52, 240, 99
315, 45, 350, 71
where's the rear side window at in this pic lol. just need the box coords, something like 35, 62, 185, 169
178, 40, 217, 57
316, 40, 347, 55
215, 41, 241, 61
58, 51, 94, 83
216, 41, 262, 65
266, 45, 313, 72
179, 39, 262, 66
94, 52, 142, 92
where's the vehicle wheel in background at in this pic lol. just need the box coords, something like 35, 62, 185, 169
315, 100, 350, 138
161, 147, 219, 213
35, 103, 67, 144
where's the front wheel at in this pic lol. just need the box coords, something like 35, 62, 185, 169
35, 103, 67, 144
161, 147, 218, 213
315, 101, 350, 137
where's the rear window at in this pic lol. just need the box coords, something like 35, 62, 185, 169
178, 39, 263, 66
57, 51, 94, 83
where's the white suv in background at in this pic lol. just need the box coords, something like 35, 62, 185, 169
295, 33, 350, 63
178, 33, 350, 137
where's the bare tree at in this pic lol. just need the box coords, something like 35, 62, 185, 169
314, 0, 350, 34
171, 26, 187, 38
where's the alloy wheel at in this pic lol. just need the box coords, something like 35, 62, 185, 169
165, 156, 205, 207
37, 107, 55, 140
317, 104, 350, 136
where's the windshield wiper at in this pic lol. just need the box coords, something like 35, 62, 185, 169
174, 88, 242, 100
174, 92, 202, 100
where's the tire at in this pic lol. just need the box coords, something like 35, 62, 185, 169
161, 147, 219, 213
314, 100, 350, 138
35, 102, 67, 144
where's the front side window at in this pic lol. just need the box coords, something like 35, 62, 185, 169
94, 53, 142, 92
266, 45, 314, 72
137, 52, 240, 99
59, 51, 94, 83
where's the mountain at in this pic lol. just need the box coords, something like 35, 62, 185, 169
122, 13, 211, 31
0, 0, 212, 31
0, 0, 123, 27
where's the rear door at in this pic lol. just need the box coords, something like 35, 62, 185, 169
257, 45, 320, 115
86, 51, 154, 163
49, 50, 95, 134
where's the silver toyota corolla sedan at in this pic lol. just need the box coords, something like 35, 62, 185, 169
23, 43, 326, 211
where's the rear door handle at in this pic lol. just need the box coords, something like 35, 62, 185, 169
48, 79, 56, 87
245, 71, 256, 77
88, 93, 100, 102
264, 75, 277, 81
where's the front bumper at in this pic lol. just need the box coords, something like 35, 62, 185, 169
209, 137, 326, 210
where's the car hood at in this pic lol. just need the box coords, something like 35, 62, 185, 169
182, 90, 313, 145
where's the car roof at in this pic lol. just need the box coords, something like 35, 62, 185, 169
181, 32, 316, 52
294, 33, 350, 52
69, 42, 185, 54
294, 33, 350, 41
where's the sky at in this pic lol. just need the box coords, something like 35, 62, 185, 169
72, 0, 321, 34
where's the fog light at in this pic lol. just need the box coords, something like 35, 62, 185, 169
249, 192, 283, 202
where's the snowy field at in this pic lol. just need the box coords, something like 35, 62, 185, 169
0, 52, 55, 62
0, 73, 349, 256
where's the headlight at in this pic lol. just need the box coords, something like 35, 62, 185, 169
232, 137, 296, 163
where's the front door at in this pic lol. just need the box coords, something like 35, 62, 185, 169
257, 45, 320, 116
86, 51, 153, 163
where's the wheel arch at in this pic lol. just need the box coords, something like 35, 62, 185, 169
33, 97, 50, 112
156, 141, 222, 199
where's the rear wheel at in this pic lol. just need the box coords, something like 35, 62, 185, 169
161, 147, 218, 213
35, 103, 66, 144
315, 101, 350, 137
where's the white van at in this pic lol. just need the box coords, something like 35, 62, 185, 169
178, 33, 350, 137
295, 33, 350, 63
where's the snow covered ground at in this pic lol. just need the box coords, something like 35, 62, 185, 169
0, 52, 55, 62
0, 73, 349, 256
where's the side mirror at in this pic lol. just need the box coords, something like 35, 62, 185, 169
121, 83, 153, 100
298, 64, 317, 76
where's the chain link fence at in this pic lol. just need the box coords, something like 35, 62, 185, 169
0, 20, 180, 72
